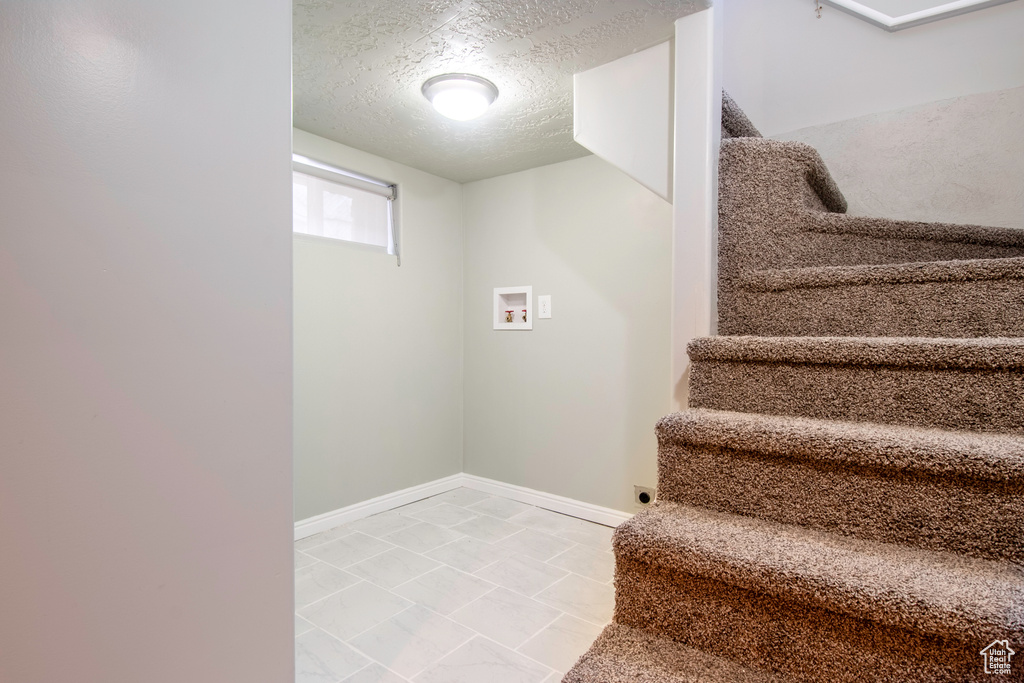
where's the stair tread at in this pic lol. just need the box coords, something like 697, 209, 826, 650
564, 622, 780, 683
741, 256, 1024, 292
615, 502, 1024, 642
658, 409, 1024, 483
688, 334, 1024, 369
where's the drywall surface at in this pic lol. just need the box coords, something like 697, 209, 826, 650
0, 2, 293, 683
775, 86, 1024, 229
722, 0, 1024, 135
293, 129, 464, 521
463, 155, 673, 512
574, 40, 674, 201
672, 8, 722, 411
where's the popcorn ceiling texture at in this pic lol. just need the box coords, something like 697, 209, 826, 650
564, 95, 1024, 681
293, 0, 707, 182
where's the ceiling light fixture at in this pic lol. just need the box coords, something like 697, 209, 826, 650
421, 73, 498, 121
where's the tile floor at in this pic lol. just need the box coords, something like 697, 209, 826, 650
295, 487, 617, 683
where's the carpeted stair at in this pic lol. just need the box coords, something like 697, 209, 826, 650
564, 94, 1024, 682
688, 335, 1024, 434
717, 136, 1024, 338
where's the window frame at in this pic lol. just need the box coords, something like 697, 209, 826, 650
291, 153, 400, 265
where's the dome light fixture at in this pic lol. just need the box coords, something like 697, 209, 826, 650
421, 73, 498, 121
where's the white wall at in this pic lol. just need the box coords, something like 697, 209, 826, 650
573, 40, 674, 201
0, 2, 293, 683
723, 0, 1024, 135
463, 155, 673, 512
672, 8, 722, 411
775, 86, 1024, 229
293, 129, 464, 522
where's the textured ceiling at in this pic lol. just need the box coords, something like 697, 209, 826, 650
293, 0, 708, 183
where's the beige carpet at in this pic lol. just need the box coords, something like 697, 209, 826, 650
564, 93, 1024, 682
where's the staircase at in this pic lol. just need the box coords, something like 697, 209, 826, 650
563, 95, 1024, 682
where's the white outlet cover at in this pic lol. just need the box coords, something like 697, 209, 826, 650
538, 295, 551, 318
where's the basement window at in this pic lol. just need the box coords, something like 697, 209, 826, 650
292, 153, 400, 265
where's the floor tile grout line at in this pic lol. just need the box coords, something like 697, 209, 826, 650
296, 488, 616, 680
405, 509, 482, 527
304, 535, 399, 568
346, 550, 445, 588
564, 612, 614, 629
533, 605, 614, 630
540, 561, 613, 587
296, 577, 367, 613
456, 553, 507, 575
398, 626, 479, 681
338, 660, 405, 683
394, 554, 602, 659
468, 569, 569, 600
305, 614, 417, 683
301, 545, 419, 591
383, 560, 502, 596
541, 542, 583, 570
304, 555, 566, 626
530, 573, 615, 626
464, 504, 534, 522
322, 600, 419, 648
309, 550, 391, 575
294, 531, 355, 552
545, 549, 618, 585
299, 554, 609, 616
308, 561, 566, 677
513, 612, 612, 676
471, 632, 560, 679
425, 543, 511, 577
377, 562, 510, 648
511, 609, 571, 653
443, 583, 502, 622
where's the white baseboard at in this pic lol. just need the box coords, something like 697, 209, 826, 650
459, 474, 633, 528
294, 473, 633, 540
294, 474, 463, 540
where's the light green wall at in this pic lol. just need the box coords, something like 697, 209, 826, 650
293, 137, 673, 518
462, 155, 673, 512
293, 129, 464, 521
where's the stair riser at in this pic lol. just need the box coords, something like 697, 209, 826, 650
614, 558, 987, 683
657, 441, 1024, 563
719, 223, 1024, 281
789, 231, 1024, 270
690, 361, 1024, 434
564, 623, 781, 683
719, 278, 1024, 338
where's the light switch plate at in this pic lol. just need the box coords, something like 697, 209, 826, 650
538, 295, 551, 318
